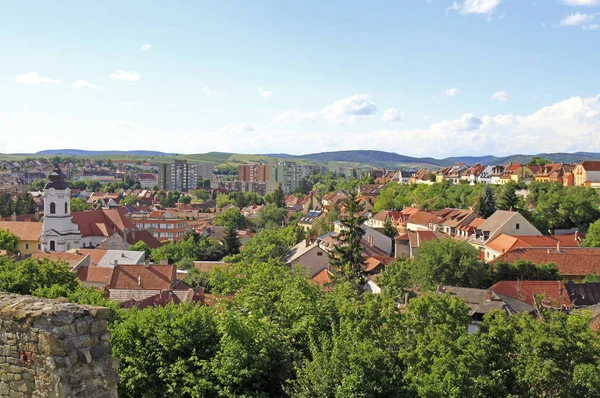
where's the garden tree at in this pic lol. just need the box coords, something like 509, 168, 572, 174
0, 228, 19, 253
222, 225, 241, 255
191, 189, 210, 201
122, 194, 138, 206
19, 193, 36, 215
410, 239, 490, 289
213, 207, 248, 230
228, 227, 295, 266
491, 259, 561, 283
376, 258, 413, 302
111, 304, 221, 397
296, 177, 313, 195
0, 257, 79, 295
399, 293, 472, 397
288, 285, 404, 397
270, 186, 286, 208
310, 203, 340, 237
583, 274, 600, 283
255, 203, 287, 229
130, 241, 152, 259
179, 195, 192, 204
330, 193, 367, 283
70, 197, 92, 212
0, 192, 13, 217
215, 192, 235, 208
30, 178, 46, 191
529, 156, 551, 165
496, 183, 519, 211
183, 268, 212, 292
429, 310, 600, 397
381, 218, 397, 239
151, 233, 225, 264
476, 185, 497, 218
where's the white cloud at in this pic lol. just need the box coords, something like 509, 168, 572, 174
556, 12, 596, 27
109, 70, 141, 81
203, 86, 226, 97
122, 101, 136, 107
321, 94, 377, 125
15, 72, 61, 85
449, 0, 501, 15
222, 123, 256, 134
444, 87, 460, 97
423, 115, 432, 121
272, 110, 319, 125
490, 90, 511, 102
583, 24, 600, 29
140, 43, 152, 51
258, 87, 273, 99
73, 80, 99, 89
562, 0, 600, 6
382, 108, 404, 123
107, 120, 139, 129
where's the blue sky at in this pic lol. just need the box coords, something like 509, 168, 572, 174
1, 0, 599, 157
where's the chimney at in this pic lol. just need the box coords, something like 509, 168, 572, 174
112, 259, 118, 267
485, 289, 493, 301
160, 259, 169, 265
556, 241, 561, 253
137, 275, 141, 286
145, 257, 150, 267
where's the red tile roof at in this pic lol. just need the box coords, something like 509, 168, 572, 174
108, 264, 176, 290
580, 161, 600, 172
72, 207, 135, 237
491, 280, 572, 308
76, 266, 114, 286
495, 247, 600, 278
0, 221, 42, 241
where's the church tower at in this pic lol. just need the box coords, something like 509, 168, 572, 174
40, 167, 82, 252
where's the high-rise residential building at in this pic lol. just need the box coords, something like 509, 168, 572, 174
271, 161, 317, 193
238, 164, 271, 182
158, 160, 214, 191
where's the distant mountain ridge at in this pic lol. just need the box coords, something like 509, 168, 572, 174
8, 149, 600, 168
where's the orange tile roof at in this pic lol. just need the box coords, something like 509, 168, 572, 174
77, 266, 114, 285
364, 257, 382, 272
491, 280, 571, 308
312, 268, 333, 286
580, 161, 600, 172
406, 211, 439, 227
0, 221, 42, 241
32, 251, 88, 269
108, 264, 176, 290
76, 249, 108, 267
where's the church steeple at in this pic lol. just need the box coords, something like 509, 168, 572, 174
40, 166, 82, 252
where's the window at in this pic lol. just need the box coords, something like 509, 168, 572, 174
515, 223, 520, 230
49, 202, 56, 214
317, 252, 323, 257
25, 243, 29, 249
65, 202, 68, 214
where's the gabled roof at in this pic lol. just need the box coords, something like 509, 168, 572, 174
0, 221, 42, 241
72, 207, 135, 237
108, 264, 176, 290
580, 161, 600, 172
408, 230, 444, 249
76, 266, 114, 286
491, 280, 572, 308
494, 247, 600, 277
440, 285, 534, 316
298, 210, 323, 225
312, 268, 333, 286
32, 251, 89, 270
486, 233, 580, 254
406, 211, 439, 227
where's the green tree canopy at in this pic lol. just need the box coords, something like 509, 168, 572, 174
0, 228, 19, 253
70, 197, 92, 212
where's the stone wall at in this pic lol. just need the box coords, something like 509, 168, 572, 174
0, 293, 118, 397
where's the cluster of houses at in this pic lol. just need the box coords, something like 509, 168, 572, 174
2, 161, 600, 328
407, 160, 600, 187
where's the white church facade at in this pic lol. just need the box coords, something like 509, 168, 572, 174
40, 167, 84, 252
